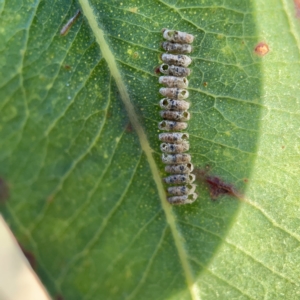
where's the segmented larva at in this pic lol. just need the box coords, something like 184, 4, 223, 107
158, 29, 198, 205
158, 29, 197, 205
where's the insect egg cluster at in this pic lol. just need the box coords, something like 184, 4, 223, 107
158, 29, 198, 205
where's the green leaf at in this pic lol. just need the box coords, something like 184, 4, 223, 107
1, 0, 300, 299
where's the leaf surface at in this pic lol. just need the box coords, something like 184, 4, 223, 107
0, 0, 300, 299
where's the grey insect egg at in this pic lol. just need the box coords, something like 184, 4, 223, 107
161, 41, 192, 54
159, 76, 189, 88
159, 99, 190, 111
167, 184, 197, 195
159, 132, 189, 143
167, 193, 198, 205
161, 54, 192, 67
162, 29, 195, 44
159, 88, 189, 100
164, 173, 195, 184
165, 163, 194, 174
161, 153, 191, 164
158, 120, 188, 131
160, 110, 190, 121
159, 64, 191, 77
160, 141, 189, 153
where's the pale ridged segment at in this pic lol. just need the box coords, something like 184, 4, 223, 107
160, 142, 190, 153
161, 54, 192, 67
164, 174, 196, 185
162, 29, 195, 44
167, 193, 198, 205
161, 153, 191, 164
165, 163, 194, 174
159, 76, 189, 88
160, 110, 190, 121
159, 132, 189, 143
159, 64, 191, 77
161, 41, 192, 53
158, 120, 188, 131
159, 98, 190, 111
167, 184, 197, 196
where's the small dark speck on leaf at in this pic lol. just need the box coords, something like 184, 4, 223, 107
55, 295, 64, 300
125, 122, 133, 133
203, 82, 208, 87
254, 42, 269, 56
64, 65, 72, 70
0, 177, 9, 204
106, 111, 112, 119
194, 167, 242, 200
18, 243, 36, 270
282, 145, 285, 149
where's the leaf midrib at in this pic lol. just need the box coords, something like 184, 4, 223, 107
78, 1, 200, 299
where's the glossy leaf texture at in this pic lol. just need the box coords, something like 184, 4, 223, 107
1, 0, 300, 299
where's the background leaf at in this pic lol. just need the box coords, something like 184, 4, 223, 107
1, 0, 300, 299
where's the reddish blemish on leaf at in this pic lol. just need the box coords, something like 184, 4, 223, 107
154, 66, 161, 75
0, 177, 9, 204
18, 243, 36, 270
295, 0, 300, 18
194, 167, 242, 200
254, 42, 269, 56
125, 122, 133, 133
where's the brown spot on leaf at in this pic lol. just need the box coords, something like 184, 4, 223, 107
244, 178, 248, 183
18, 243, 36, 270
125, 122, 133, 133
295, 0, 300, 18
254, 42, 269, 56
55, 295, 64, 300
203, 82, 208, 87
0, 177, 9, 204
194, 167, 242, 200
46, 194, 54, 203
64, 65, 72, 70
282, 145, 285, 149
